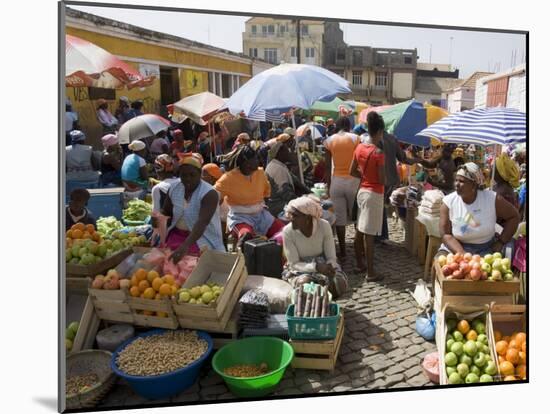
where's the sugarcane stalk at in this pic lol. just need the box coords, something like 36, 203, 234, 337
295, 286, 303, 317
314, 285, 322, 318
303, 292, 312, 319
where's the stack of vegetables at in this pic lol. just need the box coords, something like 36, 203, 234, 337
123, 199, 152, 223
96, 216, 124, 238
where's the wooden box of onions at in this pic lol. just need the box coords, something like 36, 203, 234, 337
286, 285, 340, 341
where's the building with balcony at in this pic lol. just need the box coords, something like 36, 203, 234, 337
322, 22, 417, 105
242, 17, 325, 66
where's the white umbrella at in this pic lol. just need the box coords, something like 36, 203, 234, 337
118, 114, 171, 144
172, 92, 226, 125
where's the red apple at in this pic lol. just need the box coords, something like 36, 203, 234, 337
442, 265, 452, 276
452, 270, 464, 279
449, 262, 459, 272
472, 262, 481, 271
460, 261, 471, 274
472, 254, 482, 262
464, 253, 473, 261
470, 269, 482, 281
481, 271, 488, 280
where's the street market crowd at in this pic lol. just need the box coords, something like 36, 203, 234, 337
65, 96, 527, 298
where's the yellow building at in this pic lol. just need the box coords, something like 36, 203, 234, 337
242, 17, 324, 66
65, 7, 267, 148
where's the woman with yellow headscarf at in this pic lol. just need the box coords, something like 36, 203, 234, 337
494, 153, 520, 210
159, 152, 226, 263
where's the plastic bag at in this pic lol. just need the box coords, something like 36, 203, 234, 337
422, 352, 440, 384
242, 275, 293, 314
416, 311, 436, 341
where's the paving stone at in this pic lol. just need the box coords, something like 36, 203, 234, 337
300, 381, 323, 393
348, 340, 370, 351
366, 335, 386, 345
380, 322, 398, 331
328, 374, 350, 387
278, 378, 295, 390
199, 384, 228, 398
410, 336, 426, 345
385, 365, 406, 376
385, 373, 405, 387
401, 357, 421, 369
408, 373, 430, 387
396, 327, 414, 337
404, 365, 424, 379
391, 353, 409, 363
390, 382, 410, 389
396, 337, 414, 348
294, 373, 321, 386
200, 373, 224, 387
394, 318, 410, 327
369, 379, 386, 389
405, 344, 425, 356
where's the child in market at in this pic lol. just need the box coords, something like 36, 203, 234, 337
66, 189, 97, 230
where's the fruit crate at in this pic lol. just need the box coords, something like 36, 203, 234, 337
172, 251, 248, 331
437, 303, 498, 385
488, 304, 527, 381
127, 296, 179, 330
67, 248, 133, 277
289, 313, 344, 373
286, 304, 340, 340
88, 288, 134, 324
204, 308, 240, 350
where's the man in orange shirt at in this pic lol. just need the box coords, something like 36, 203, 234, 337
215, 144, 285, 248
324, 117, 360, 257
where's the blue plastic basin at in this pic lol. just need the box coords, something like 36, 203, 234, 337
110, 329, 213, 400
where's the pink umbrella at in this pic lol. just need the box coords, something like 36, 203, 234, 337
65, 34, 155, 89
358, 105, 392, 124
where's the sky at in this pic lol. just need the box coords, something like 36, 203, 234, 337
70, 4, 526, 79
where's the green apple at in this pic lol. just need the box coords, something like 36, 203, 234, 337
201, 291, 214, 304
66, 338, 73, 351
473, 321, 486, 335
481, 262, 492, 273
501, 258, 511, 269
200, 285, 212, 295
178, 291, 190, 303
460, 354, 472, 366
66, 328, 75, 341
480, 374, 493, 383
453, 331, 464, 342
444, 352, 458, 367
474, 352, 487, 368
189, 298, 197, 304
66, 251, 73, 262
448, 372, 462, 384
470, 365, 481, 377
68, 322, 79, 336
491, 270, 502, 281
493, 252, 502, 260
446, 318, 458, 331
484, 254, 494, 265
451, 342, 464, 356
97, 245, 108, 258
71, 245, 80, 258
457, 363, 470, 378
464, 340, 478, 357
484, 361, 497, 376
446, 339, 455, 352
446, 366, 457, 377
465, 373, 479, 384
504, 273, 514, 281
190, 287, 202, 299
477, 334, 488, 345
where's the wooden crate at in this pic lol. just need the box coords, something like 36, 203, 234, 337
205, 311, 240, 350
437, 303, 497, 385
433, 261, 520, 296
128, 296, 179, 330
66, 277, 92, 296
172, 251, 247, 331
289, 313, 344, 372
66, 248, 133, 277
488, 304, 527, 379
88, 288, 134, 324
70, 296, 101, 354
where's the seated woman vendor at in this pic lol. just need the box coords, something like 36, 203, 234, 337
160, 153, 226, 263
438, 162, 520, 257
215, 143, 285, 248
121, 140, 149, 192
282, 196, 349, 299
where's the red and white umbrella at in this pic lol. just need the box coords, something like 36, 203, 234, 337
118, 114, 171, 144
65, 34, 155, 90
172, 92, 226, 125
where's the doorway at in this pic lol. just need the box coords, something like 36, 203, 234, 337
160, 67, 180, 118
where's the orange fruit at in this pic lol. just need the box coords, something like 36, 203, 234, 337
143, 287, 155, 299
147, 270, 160, 284
138, 280, 150, 293
86, 224, 95, 233
156, 311, 168, 318
466, 330, 478, 341
505, 348, 520, 365
135, 269, 148, 282
496, 341, 509, 356
72, 229, 83, 239
130, 275, 138, 287
515, 364, 527, 379
521, 342, 526, 353
457, 320, 470, 335
503, 375, 518, 381
499, 361, 515, 376
163, 274, 175, 286
72, 223, 85, 231
494, 330, 502, 342
152, 277, 163, 292
82, 232, 93, 240
508, 339, 520, 350
498, 355, 506, 364
159, 283, 172, 296
518, 351, 527, 365
515, 332, 526, 345
170, 285, 178, 296
130, 286, 140, 297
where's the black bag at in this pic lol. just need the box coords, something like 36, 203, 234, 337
243, 238, 283, 279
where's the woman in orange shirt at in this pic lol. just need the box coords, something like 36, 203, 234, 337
215, 143, 285, 248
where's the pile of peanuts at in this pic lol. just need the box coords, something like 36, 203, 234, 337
66, 373, 100, 395
223, 362, 269, 378
116, 330, 208, 376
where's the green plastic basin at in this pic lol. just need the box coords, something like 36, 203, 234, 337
212, 337, 294, 398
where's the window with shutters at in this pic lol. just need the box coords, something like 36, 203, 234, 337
248, 48, 258, 58
305, 48, 315, 58
375, 72, 387, 88
251, 25, 257, 34
352, 71, 363, 86
264, 48, 278, 64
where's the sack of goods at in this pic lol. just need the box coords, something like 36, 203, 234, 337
419, 190, 445, 217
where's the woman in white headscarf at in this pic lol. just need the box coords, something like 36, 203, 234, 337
282, 195, 349, 298
439, 162, 520, 257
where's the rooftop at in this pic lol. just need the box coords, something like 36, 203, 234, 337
460, 71, 494, 89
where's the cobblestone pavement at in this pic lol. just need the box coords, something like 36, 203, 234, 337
99, 219, 437, 408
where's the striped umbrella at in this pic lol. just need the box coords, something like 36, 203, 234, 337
416, 107, 526, 146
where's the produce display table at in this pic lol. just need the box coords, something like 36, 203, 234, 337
289, 313, 344, 373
